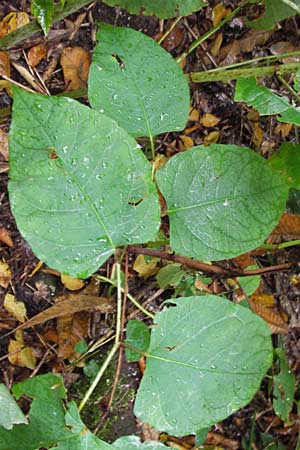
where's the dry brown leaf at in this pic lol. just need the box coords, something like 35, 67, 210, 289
206, 431, 239, 450
204, 130, 219, 145
251, 293, 275, 308
188, 108, 200, 122
0, 261, 11, 288
0, 51, 10, 77
200, 113, 221, 128
219, 39, 241, 66
179, 135, 194, 149
252, 121, 263, 147
60, 47, 91, 90
28, 43, 47, 68
194, 278, 212, 293
270, 41, 300, 63
232, 254, 257, 269
0, 12, 29, 38
162, 26, 183, 52
4, 293, 27, 323
249, 295, 288, 334
57, 311, 89, 359
212, 4, 231, 26
133, 254, 158, 279
8, 330, 36, 369
268, 213, 300, 243
153, 154, 168, 171
211, 33, 223, 57
239, 29, 271, 53
184, 124, 200, 135
274, 122, 293, 137
61, 274, 84, 291
17, 294, 115, 331
0, 227, 13, 247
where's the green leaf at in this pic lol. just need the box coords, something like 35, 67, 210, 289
101, 0, 205, 18
269, 143, 300, 189
9, 87, 160, 278
0, 374, 69, 450
125, 320, 150, 362
248, 0, 300, 30
156, 264, 184, 289
134, 295, 273, 435
238, 266, 260, 296
54, 402, 113, 450
113, 436, 166, 450
287, 188, 300, 213
88, 24, 189, 138
294, 71, 300, 91
234, 77, 300, 125
31, 0, 54, 35
273, 347, 295, 422
0, 384, 28, 430
156, 144, 288, 261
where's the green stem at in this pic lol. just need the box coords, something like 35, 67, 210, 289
277, 73, 300, 102
280, 0, 300, 14
261, 239, 300, 250
97, 275, 155, 319
158, 16, 182, 45
190, 62, 300, 83
177, 0, 249, 64
0, 0, 93, 50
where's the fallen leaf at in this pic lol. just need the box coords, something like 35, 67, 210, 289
212, 4, 231, 26
251, 293, 275, 308
0, 261, 11, 288
17, 294, 115, 331
270, 41, 300, 63
188, 108, 200, 122
28, 260, 44, 277
268, 213, 300, 243
4, 294, 27, 323
0, 12, 29, 38
211, 32, 223, 57
57, 311, 89, 359
162, 25, 183, 52
8, 330, 36, 369
0, 51, 10, 77
203, 130, 219, 145
239, 29, 271, 53
133, 254, 158, 279
179, 135, 194, 149
200, 113, 221, 127
0, 227, 13, 247
28, 43, 47, 67
206, 431, 239, 449
61, 274, 84, 291
153, 154, 168, 171
232, 254, 257, 269
251, 121, 263, 147
249, 294, 288, 334
218, 39, 241, 66
60, 47, 91, 90
184, 124, 200, 135
274, 122, 293, 137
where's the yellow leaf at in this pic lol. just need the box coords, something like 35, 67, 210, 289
133, 254, 158, 279
188, 108, 200, 122
0, 12, 29, 37
252, 122, 263, 147
8, 330, 36, 369
4, 293, 27, 323
61, 274, 85, 291
203, 131, 220, 146
275, 122, 293, 137
200, 113, 221, 128
212, 4, 230, 26
0, 51, 10, 77
179, 135, 194, 149
28, 43, 47, 68
211, 33, 223, 57
0, 261, 11, 288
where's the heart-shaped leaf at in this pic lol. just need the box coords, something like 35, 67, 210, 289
88, 24, 189, 138
134, 295, 273, 435
9, 88, 160, 278
156, 144, 288, 261
101, 0, 205, 18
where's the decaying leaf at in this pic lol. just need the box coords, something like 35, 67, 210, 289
0, 12, 29, 38
61, 274, 85, 291
270, 41, 300, 63
8, 330, 36, 369
0, 51, 10, 77
188, 108, 200, 122
179, 135, 194, 149
133, 254, 158, 279
161, 26, 183, 52
200, 113, 220, 127
0, 261, 11, 288
212, 3, 230, 26
250, 295, 288, 334
203, 130, 219, 145
251, 121, 264, 147
268, 213, 300, 243
274, 122, 293, 137
17, 294, 115, 331
210, 32, 223, 57
57, 310, 89, 359
60, 47, 91, 90
4, 294, 27, 323
0, 227, 13, 247
28, 43, 47, 68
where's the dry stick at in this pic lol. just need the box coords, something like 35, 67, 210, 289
127, 246, 293, 277
0, 0, 94, 50
176, 0, 250, 64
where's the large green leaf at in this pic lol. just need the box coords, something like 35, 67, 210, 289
125, 320, 150, 362
114, 436, 166, 450
134, 295, 273, 435
156, 144, 288, 261
234, 77, 300, 125
269, 143, 300, 189
248, 0, 300, 30
273, 347, 295, 422
88, 24, 189, 138
31, 0, 54, 35
0, 384, 28, 430
9, 88, 160, 278
101, 0, 205, 18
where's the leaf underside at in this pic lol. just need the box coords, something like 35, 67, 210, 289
134, 295, 273, 435
9, 88, 160, 278
156, 144, 288, 261
88, 24, 189, 138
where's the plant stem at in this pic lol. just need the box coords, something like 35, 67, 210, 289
97, 275, 154, 319
190, 62, 300, 83
261, 239, 300, 250
277, 73, 300, 102
158, 16, 182, 45
177, 0, 249, 64
280, 0, 300, 14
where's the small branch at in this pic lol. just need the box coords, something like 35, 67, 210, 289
127, 246, 294, 277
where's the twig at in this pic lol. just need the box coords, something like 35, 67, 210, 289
158, 16, 182, 45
